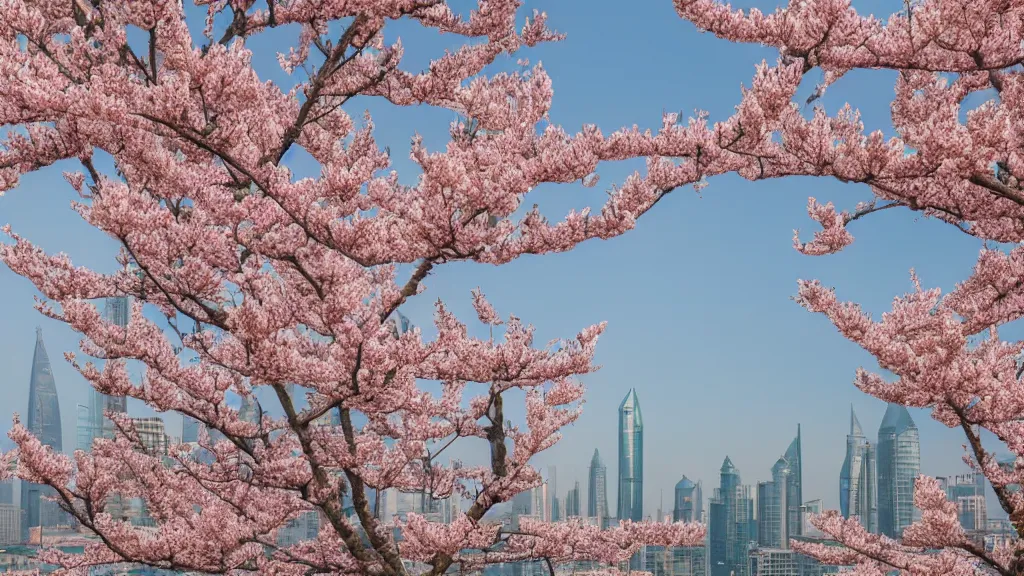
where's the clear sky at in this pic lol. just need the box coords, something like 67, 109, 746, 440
0, 0, 1008, 519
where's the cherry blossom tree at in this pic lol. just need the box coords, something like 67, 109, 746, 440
0, 0, 727, 574
669, 0, 1024, 572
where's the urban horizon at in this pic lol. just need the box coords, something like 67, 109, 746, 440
0, 317, 1003, 530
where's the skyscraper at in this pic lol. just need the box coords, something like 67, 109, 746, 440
840, 406, 876, 533
757, 457, 789, 548
127, 417, 167, 527
566, 481, 581, 518
588, 448, 609, 526
709, 457, 754, 576
784, 425, 802, 537
617, 388, 644, 522
532, 483, 549, 522
22, 327, 64, 541
88, 298, 130, 446
941, 473, 987, 532
548, 466, 558, 522
877, 403, 921, 539
673, 476, 697, 522
695, 481, 704, 523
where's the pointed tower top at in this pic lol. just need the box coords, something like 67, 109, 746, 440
772, 456, 790, 476
32, 326, 50, 366
880, 402, 917, 433
590, 448, 603, 467
619, 388, 643, 427
721, 456, 736, 473
675, 475, 695, 490
850, 406, 864, 437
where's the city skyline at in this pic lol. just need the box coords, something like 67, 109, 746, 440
0, 324, 999, 564
0, 322, 994, 522
0, 0, 1008, 544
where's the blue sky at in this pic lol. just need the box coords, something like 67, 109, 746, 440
0, 0, 1006, 518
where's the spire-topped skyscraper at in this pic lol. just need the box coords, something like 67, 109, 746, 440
878, 403, 920, 538
784, 424, 803, 536
22, 327, 64, 541
27, 327, 62, 449
617, 388, 644, 522
840, 406, 877, 533
710, 456, 754, 576
588, 448, 609, 526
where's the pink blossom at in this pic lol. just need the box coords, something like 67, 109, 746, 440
0, 1, 705, 574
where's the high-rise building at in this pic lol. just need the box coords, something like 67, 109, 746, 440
801, 500, 825, 537
21, 327, 64, 542
839, 407, 876, 533
0, 504, 20, 545
757, 457, 789, 549
548, 466, 558, 522
126, 417, 168, 527
709, 457, 755, 576
673, 476, 697, 522
79, 298, 133, 454
747, 548, 796, 576
864, 443, 877, 532
645, 544, 708, 576
695, 481, 704, 523
532, 483, 549, 522
877, 403, 920, 539
566, 482, 581, 518
132, 417, 168, 455
588, 449, 609, 525
941, 473, 987, 532
93, 298, 130, 440
783, 425, 802, 537
617, 388, 644, 522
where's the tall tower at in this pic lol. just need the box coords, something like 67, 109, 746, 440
695, 480, 704, 523
566, 481, 581, 518
865, 441, 878, 532
548, 466, 558, 522
840, 406, 876, 533
784, 424, 803, 536
709, 457, 753, 576
757, 457, 790, 548
878, 403, 920, 538
87, 298, 131, 447
673, 476, 697, 522
588, 448, 609, 525
617, 388, 644, 522
22, 327, 64, 541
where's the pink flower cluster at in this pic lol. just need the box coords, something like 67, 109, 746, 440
0, 0, 709, 574
672, 0, 1024, 571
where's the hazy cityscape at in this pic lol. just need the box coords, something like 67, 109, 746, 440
0, 0, 1020, 572
0, 299, 1015, 575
